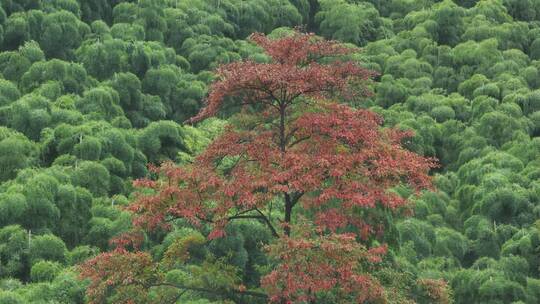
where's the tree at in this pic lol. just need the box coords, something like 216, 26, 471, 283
110, 22, 146, 41
75, 86, 124, 121
0, 128, 36, 181
503, 0, 540, 21
29, 234, 67, 265
0, 79, 20, 106
432, 0, 466, 46
0, 225, 28, 279
137, 120, 186, 163
42, 0, 81, 16
3, 13, 30, 50
80, 31, 437, 303
0, 52, 31, 83
76, 39, 128, 80
0, 291, 24, 304
0, 0, 40, 15
0, 94, 53, 141
30, 260, 62, 282
54, 185, 92, 247
316, 0, 384, 46
39, 10, 89, 59
218, 0, 303, 38
78, 0, 113, 24
20, 59, 89, 95
108, 72, 143, 114
475, 110, 527, 147
179, 35, 240, 73
71, 161, 110, 197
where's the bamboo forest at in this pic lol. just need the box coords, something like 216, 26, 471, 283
0, 1, 539, 303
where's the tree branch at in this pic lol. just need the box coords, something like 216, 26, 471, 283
227, 213, 280, 238
147, 282, 269, 299
255, 207, 280, 238
288, 136, 310, 148
165, 289, 187, 304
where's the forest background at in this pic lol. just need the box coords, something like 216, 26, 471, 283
0, 0, 539, 303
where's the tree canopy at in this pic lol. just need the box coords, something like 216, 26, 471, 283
0, 1, 539, 303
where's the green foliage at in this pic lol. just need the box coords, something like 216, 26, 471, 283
66, 245, 98, 266
76, 39, 128, 80
0, 0, 539, 303
30, 260, 61, 282
316, 0, 384, 46
138, 120, 186, 163
54, 185, 92, 246
76, 86, 124, 121
71, 161, 110, 197
0, 128, 36, 181
20, 59, 89, 95
40, 10, 89, 59
0, 225, 28, 279
0, 291, 24, 304
29, 234, 67, 265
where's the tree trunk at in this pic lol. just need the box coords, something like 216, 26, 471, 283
278, 103, 293, 236
284, 193, 292, 236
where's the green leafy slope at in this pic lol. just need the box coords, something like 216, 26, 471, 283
0, 0, 538, 303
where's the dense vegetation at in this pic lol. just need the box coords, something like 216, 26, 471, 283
0, 0, 538, 303
79, 31, 440, 304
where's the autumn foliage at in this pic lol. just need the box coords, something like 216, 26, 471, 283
187, 31, 375, 123
80, 250, 156, 304
80, 31, 438, 303
261, 221, 388, 303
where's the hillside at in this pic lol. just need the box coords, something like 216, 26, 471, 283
0, 0, 539, 303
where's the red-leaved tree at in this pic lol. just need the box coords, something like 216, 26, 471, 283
80, 31, 439, 304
